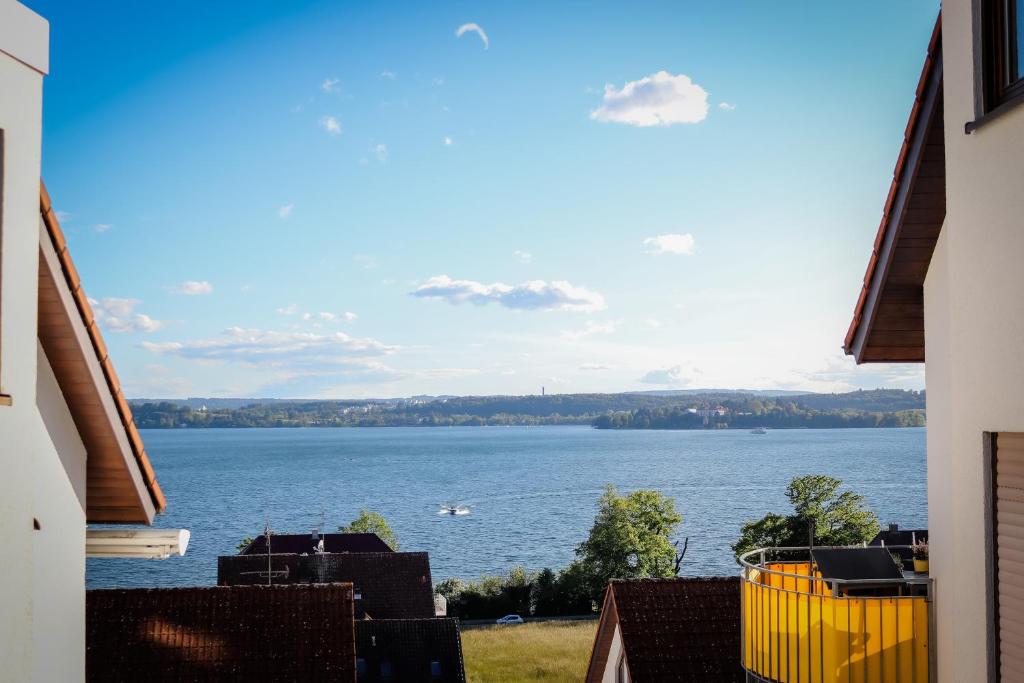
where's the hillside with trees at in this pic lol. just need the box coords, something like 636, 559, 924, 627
129, 388, 925, 429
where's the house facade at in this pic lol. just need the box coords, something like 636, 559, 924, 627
1, 2, 168, 680
845, 1, 1024, 679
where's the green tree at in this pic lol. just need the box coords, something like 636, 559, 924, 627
576, 485, 683, 592
236, 536, 254, 552
339, 509, 400, 550
732, 475, 881, 559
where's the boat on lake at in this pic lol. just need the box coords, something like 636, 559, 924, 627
750, 427, 768, 434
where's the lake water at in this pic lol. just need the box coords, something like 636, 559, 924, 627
86, 426, 927, 589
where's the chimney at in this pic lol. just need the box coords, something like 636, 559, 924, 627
888, 523, 899, 533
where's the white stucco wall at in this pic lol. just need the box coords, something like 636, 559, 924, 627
0, 4, 90, 682
34, 343, 87, 683
926, 1, 1024, 679
0, 6, 47, 679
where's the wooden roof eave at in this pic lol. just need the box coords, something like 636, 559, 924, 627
844, 20, 944, 364
38, 182, 166, 522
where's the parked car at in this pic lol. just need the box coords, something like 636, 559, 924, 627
495, 614, 524, 625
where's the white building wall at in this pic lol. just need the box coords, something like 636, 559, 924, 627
0, 4, 89, 682
34, 343, 87, 683
0, 4, 48, 680
927, 0, 1024, 679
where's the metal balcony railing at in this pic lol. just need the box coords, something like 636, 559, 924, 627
739, 546, 934, 683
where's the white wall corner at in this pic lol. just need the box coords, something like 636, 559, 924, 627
0, 1, 49, 75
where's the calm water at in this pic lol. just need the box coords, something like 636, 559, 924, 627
86, 426, 926, 588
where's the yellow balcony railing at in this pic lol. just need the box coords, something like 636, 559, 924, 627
739, 547, 933, 683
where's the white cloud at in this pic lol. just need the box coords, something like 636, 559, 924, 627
513, 250, 532, 264
140, 326, 396, 367
455, 22, 489, 49
55, 210, 71, 223
644, 233, 696, 255
171, 280, 213, 295
639, 364, 701, 387
316, 311, 356, 322
719, 101, 736, 111
342, 311, 358, 322
380, 70, 397, 80
321, 77, 340, 93
94, 223, 112, 233
644, 318, 662, 328
278, 204, 293, 219
561, 319, 618, 340
373, 143, 388, 163
320, 115, 342, 135
432, 77, 446, 87
411, 275, 605, 312
579, 363, 613, 371
89, 297, 164, 333
354, 254, 378, 270
276, 304, 299, 316
591, 71, 709, 127
443, 136, 453, 146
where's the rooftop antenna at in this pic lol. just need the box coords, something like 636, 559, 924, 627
264, 519, 273, 586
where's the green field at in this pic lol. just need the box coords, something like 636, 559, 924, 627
461, 620, 597, 682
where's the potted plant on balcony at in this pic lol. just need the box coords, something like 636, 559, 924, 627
912, 540, 929, 573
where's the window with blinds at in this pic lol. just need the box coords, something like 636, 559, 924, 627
992, 432, 1024, 681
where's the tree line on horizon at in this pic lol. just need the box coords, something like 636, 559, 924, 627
129, 389, 925, 429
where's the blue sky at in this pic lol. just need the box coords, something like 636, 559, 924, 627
29, 0, 938, 398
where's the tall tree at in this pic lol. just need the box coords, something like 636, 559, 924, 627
576, 485, 683, 592
732, 475, 880, 558
339, 509, 400, 550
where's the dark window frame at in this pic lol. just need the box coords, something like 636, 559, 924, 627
970, 0, 1024, 131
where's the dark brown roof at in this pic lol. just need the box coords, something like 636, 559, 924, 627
39, 181, 166, 521
218, 552, 435, 619
355, 619, 466, 682
586, 577, 743, 683
86, 584, 355, 682
241, 533, 394, 555
844, 15, 945, 363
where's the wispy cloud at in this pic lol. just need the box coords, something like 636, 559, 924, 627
718, 101, 736, 111
276, 304, 298, 316
644, 233, 696, 255
443, 136, 453, 146
591, 71, 709, 127
321, 77, 340, 93
639, 364, 701, 387
55, 210, 71, 223
644, 318, 663, 328
278, 204, 293, 219
354, 254, 378, 270
513, 250, 532, 264
380, 70, 397, 80
89, 297, 164, 333
94, 223, 112, 233
317, 311, 358, 322
579, 363, 614, 371
141, 327, 396, 367
411, 275, 605, 312
561, 319, 618, 340
373, 143, 389, 163
432, 77, 446, 86
455, 22, 489, 49
319, 115, 342, 135
171, 280, 213, 295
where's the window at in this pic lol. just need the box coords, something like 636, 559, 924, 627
988, 432, 1024, 680
380, 661, 394, 681
355, 658, 366, 679
430, 660, 442, 678
982, 0, 1024, 112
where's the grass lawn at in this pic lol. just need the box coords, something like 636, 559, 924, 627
461, 620, 597, 682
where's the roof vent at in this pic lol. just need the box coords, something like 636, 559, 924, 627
889, 522, 899, 532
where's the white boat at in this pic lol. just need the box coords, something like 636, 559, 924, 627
750, 427, 768, 434
438, 503, 471, 516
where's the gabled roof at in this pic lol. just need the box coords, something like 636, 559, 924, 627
38, 182, 165, 522
86, 584, 356, 681
217, 551, 436, 619
844, 15, 945, 363
586, 577, 743, 683
355, 618, 466, 682
241, 532, 394, 555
